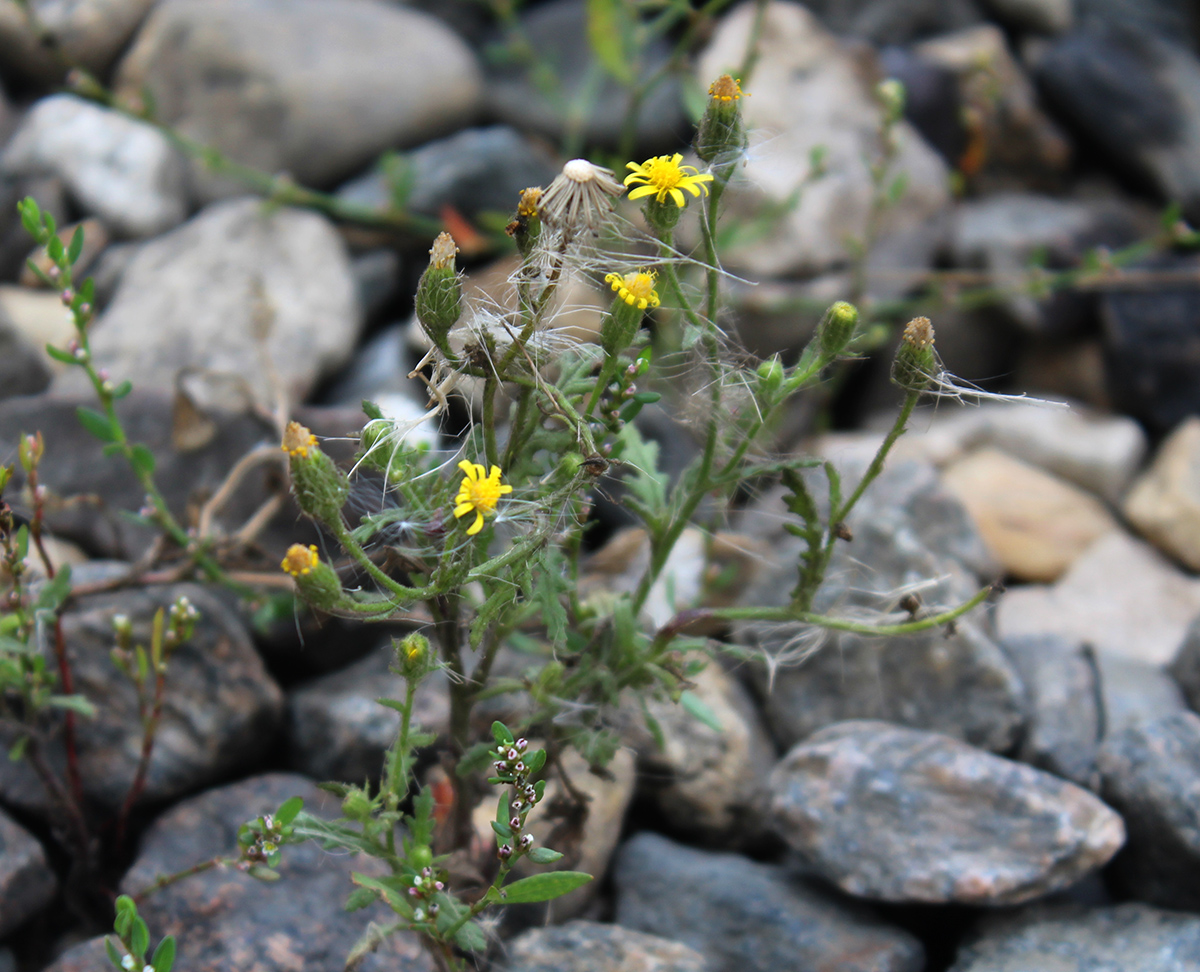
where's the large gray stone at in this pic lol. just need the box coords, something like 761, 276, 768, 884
769, 720, 1125, 904
694, 2, 951, 279
0, 807, 56, 937
0, 0, 156, 85
1, 95, 188, 239
53, 198, 362, 403
614, 832, 924, 972
115, 0, 482, 199
949, 903, 1200, 972
0, 584, 284, 814
1098, 711, 1200, 909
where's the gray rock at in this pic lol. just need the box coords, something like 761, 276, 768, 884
1036, 25, 1200, 219
738, 460, 1022, 753
0, 807, 56, 937
694, 2, 951, 279
1169, 612, 1200, 711
38, 775, 432, 972
948, 902, 1200, 972
0, 948, 13, 972
1076, 0, 1200, 47
336, 126, 559, 222
769, 720, 1125, 904
0, 583, 284, 814
1096, 651, 1187, 736
0, 302, 51, 400
802, 0, 984, 43
484, 0, 685, 152
627, 660, 777, 846
0, 0, 155, 85
53, 198, 362, 403
1, 96, 188, 239
614, 832, 924, 972
499, 920, 707, 972
981, 0, 1071, 33
1098, 712, 1200, 909
115, 0, 482, 200
288, 646, 450, 783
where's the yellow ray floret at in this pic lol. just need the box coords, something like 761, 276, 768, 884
454, 460, 512, 535
604, 270, 660, 310
624, 154, 714, 207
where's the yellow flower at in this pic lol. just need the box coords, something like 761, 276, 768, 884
281, 543, 320, 577
604, 270, 660, 310
281, 421, 317, 458
708, 75, 744, 102
454, 461, 512, 535
624, 154, 714, 207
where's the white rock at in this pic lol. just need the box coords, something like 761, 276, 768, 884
694, 2, 950, 279
53, 198, 362, 403
1, 96, 188, 239
996, 531, 1200, 665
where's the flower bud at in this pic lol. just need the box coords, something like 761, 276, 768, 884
877, 79, 906, 125
394, 632, 432, 678
341, 787, 372, 821
816, 300, 858, 357
17, 432, 43, 473
283, 422, 349, 530
601, 270, 659, 356
891, 316, 936, 393
281, 544, 344, 611
506, 187, 543, 258
415, 232, 462, 360
756, 355, 784, 394
696, 75, 747, 166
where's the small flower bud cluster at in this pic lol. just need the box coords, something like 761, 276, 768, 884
490, 736, 543, 862
237, 810, 289, 871
406, 865, 447, 923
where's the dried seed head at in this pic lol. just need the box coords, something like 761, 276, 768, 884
539, 159, 624, 234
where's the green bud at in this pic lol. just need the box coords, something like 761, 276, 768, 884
341, 787, 373, 822
0, 465, 12, 495
283, 422, 348, 530
281, 544, 345, 612
891, 316, 937, 392
877, 79, 906, 125
394, 632, 433, 679
696, 75, 747, 166
506, 187, 543, 259
641, 196, 682, 234
415, 232, 462, 360
817, 300, 858, 357
756, 355, 785, 394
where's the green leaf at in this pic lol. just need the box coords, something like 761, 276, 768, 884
680, 689, 723, 733
7, 735, 28, 762
350, 872, 412, 917
343, 887, 377, 912
247, 866, 280, 882
457, 740, 495, 777
496, 871, 593, 903
374, 697, 408, 715
453, 920, 487, 953
47, 694, 97, 718
526, 846, 564, 865
491, 820, 512, 839
19, 197, 42, 239
496, 788, 510, 824
76, 406, 117, 443
110, 380, 133, 400
586, 0, 635, 84
45, 344, 78, 365
67, 225, 85, 266
275, 796, 304, 826
35, 563, 72, 614
525, 748, 547, 775
15, 524, 28, 561
491, 721, 514, 746
46, 234, 64, 264
361, 399, 383, 421
151, 936, 176, 972
130, 444, 156, 476
130, 916, 149, 960
105, 938, 124, 972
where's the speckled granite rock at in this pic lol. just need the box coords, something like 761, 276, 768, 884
1098, 712, 1200, 909
948, 902, 1200, 972
614, 832, 924, 972
499, 920, 707, 972
769, 720, 1125, 904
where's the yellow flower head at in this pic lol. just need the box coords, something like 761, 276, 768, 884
624, 154, 714, 207
281, 543, 320, 577
281, 421, 318, 458
604, 270, 660, 311
708, 75, 744, 102
454, 460, 512, 535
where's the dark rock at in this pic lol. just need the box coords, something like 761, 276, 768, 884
1098, 711, 1200, 909
1076, 0, 1200, 48
948, 902, 1200, 971
737, 460, 1022, 753
878, 46, 967, 167
287, 645, 449, 783
0, 807, 56, 937
1036, 25, 1200, 217
1169, 613, 1200, 711
1004, 635, 1186, 788
981, 0, 1071, 34
769, 720, 1125, 904
0, 584, 283, 814
802, 0, 985, 43
614, 831, 924, 972
499, 920, 707, 972
484, 0, 686, 152
44, 774, 434, 972
52, 198, 363, 404
114, 0, 482, 200
0, 393, 361, 561
1100, 252, 1200, 435
336, 126, 559, 224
